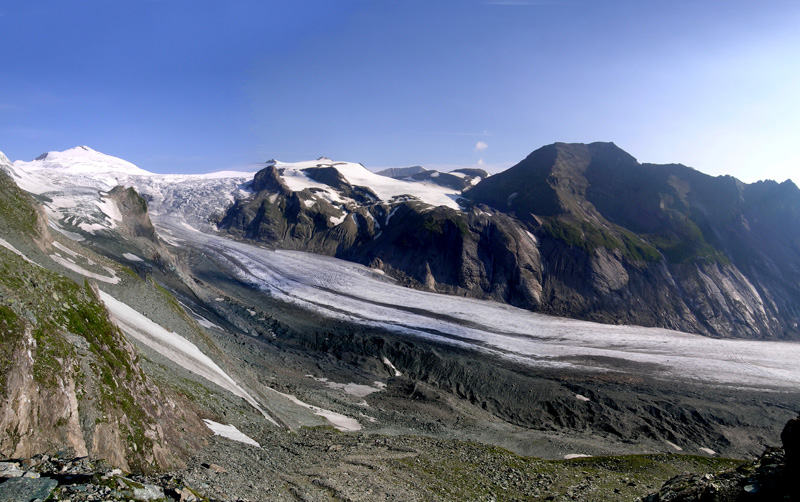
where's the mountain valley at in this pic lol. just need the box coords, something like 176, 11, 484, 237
1, 143, 799, 501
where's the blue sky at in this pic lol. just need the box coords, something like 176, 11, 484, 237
1, 1, 799, 182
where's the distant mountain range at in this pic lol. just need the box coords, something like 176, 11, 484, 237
4, 142, 799, 342
3, 142, 800, 482
218, 142, 800, 340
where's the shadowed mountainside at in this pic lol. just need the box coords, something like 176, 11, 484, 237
218, 142, 800, 339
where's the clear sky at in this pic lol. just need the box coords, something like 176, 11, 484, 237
1, 1, 799, 182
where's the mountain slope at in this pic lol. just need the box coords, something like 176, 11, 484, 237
5, 145, 800, 473
216, 142, 800, 339
466, 142, 800, 338
0, 167, 206, 470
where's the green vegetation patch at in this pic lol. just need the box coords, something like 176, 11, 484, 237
0, 246, 155, 467
392, 438, 741, 502
422, 212, 470, 237
647, 209, 729, 264
544, 218, 661, 263
0, 170, 40, 237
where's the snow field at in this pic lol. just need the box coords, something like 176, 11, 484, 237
174, 226, 800, 392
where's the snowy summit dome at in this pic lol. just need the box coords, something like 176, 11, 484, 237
23, 146, 153, 176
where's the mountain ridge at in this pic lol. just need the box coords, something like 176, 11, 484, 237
4, 143, 800, 341
214, 141, 800, 339
3, 142, 800, 499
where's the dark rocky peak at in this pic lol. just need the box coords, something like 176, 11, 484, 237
302, 166, 353, 193
375, 166, 427, 178
251, 164, 292, 195
466, 142, 632, 219
745, 178, 800, 213
451, 167, 489, 178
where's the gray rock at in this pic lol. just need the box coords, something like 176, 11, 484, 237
0, 462, 22, 479
0, 477, 57, 502
133, 483, 165, 501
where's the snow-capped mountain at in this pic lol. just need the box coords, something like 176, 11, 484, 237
7, 144, 800, 341
272, 157, 463, 209
3, 146, 255, 236
376, 165, 487, 190
3, 143, 800, 480
24, 145, 153, 176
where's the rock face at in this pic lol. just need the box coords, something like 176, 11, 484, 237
217, 142, 800, 340
107, 186, 158, 242
782, 412, 800, 475
0, 170, 205, 472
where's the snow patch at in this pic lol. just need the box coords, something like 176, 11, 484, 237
122, 252, 144, 262
49, 221, 85, 241
382, 357, 402, 377
53, 241, 80, 257
95, 196, 122, 227
329, 213, 346, 226
564, 454, 591, 459
666, 441, 683, 451
0, 238, 39, 266
202, 420, 260, 448
50, 254, 120, 284
268, 388, 361, 431
195, 316, 219, 329
385, 206, 400, 225
699, 447, 716, 455
98, 291, 279, 426
575, 394, 590, 402
308, 375, 385, 397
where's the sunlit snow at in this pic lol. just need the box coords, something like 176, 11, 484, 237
0, 238, 39, 266
50, 254, 120, 284
99, 291, 279, 426
202, 419, 260, 448
122, 252, 144, 262
159, 221, 800, 393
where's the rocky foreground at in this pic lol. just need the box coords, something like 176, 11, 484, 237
0, 427, 741, 502
3, 412, 799, 502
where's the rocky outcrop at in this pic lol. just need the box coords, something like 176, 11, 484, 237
0, 171, 206, 471
643, 411, 800, 501
107, 186, 158, 242
782, 412, 800, 476
0, 454, 206, 501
